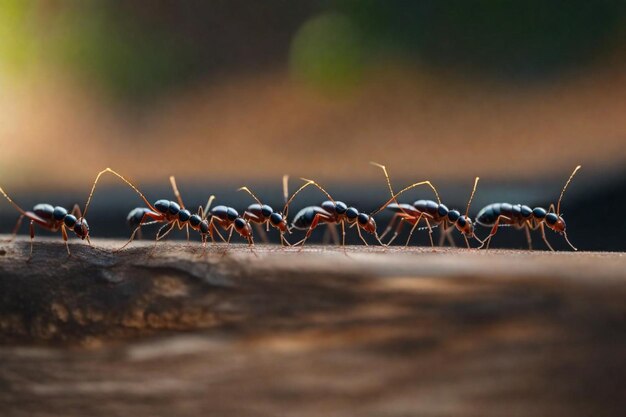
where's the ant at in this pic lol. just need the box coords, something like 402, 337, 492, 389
237, 175, 305, 246
89, 168, 228, 253
475, 165, 581, 251
371, 162, 482, 248
289, 178, 385, 247
0, 183, 93, 257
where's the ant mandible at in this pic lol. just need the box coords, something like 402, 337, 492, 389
475, 165, 581, 251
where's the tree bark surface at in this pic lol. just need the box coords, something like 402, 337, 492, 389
0, 237, 624, 416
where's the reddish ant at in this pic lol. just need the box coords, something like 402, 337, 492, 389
289, 178, 385, 247
88, 168, 228, 253
237, 175, 306, 246
0, 184, 93, 257
371, 162, 482, 248
475, 165, 581, 251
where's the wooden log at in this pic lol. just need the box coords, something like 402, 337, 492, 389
0, 237, 624, 416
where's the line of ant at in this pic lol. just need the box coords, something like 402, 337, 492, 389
0, 165, 582, 255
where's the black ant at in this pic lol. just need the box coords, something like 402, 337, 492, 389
0, 184, 93, 257
475, 165, 581, 251
289, 178, 385, 247
237, 175, 305, 246
371, 162, 482, 248
89, 168, 227, 253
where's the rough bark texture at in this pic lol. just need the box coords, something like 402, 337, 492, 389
0, 237, 624, 417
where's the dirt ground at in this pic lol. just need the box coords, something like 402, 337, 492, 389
0, 238, 624, 416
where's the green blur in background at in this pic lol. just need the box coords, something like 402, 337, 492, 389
1, 0, 625, 99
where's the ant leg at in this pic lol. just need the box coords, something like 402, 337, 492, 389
29, 220, 35, 258
150, 222, 176, 256
61, 224, 71, 256
446, 229, 456, 247
71, 204, 82, 218
539, 223, 555, 251
254, 223, 269, 243
329, 224, 339, 245
387, 217, 408, 245
463, 235, 470, 249
524, 221, 533, 250
479, 215, 512, 249
4, 214, 24, 242
355, 224, 369, 246
438, 225, 447, 246
424, 218, 434, 247
380, 213, 402, 240
405, 214, 425, 247
295, 213, 329, 249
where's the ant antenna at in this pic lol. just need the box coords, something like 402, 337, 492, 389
170, 176, 186, 209
370, 162, 396, 199
0, 186, 28, 216
237, 186, 263, 206
282, 179, 314, 217
563, 230, 578, 251
283, 175, 289, 205
465, 177, 479, 217
371, 180, 442, 215
84, 168, 154, 218
202, 195, 216, 220
300, 178, 335, 203
557, 165, 581, 214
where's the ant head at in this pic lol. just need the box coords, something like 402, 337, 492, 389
358, 213, 377, 234
73, 217, 90, 239
261, 205, 273, 218
455, 215, 474, 237
346, 207, 359, 221
270, 212, 288, 232
199, 219, 210, 234
545, 212, 566, 233
234, 217, 252, 237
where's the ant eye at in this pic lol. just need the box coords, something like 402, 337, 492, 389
234, 218, 246, 229
227, 208, 239, 221
200, 221, 209, 234
447, 210, 460, 221
261, 205, 273, 217
545, 213, 558, 225
532, 207, 547, 219
270, 212, 282, 225
335, 202, 347, 214
346, 207, 358, 219
358, 213, 369, 225
53, 206, 67, 221
457, 216, 467, 227
154, 200, 170, 214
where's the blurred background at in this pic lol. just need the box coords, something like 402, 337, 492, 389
0, 0, 625, 250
